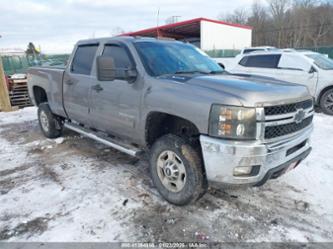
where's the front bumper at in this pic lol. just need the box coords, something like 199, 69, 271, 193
200, 126, 313, 186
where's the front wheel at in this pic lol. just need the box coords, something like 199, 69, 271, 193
320, 88, 333, 115
149, 134, 207, 205
38, 103, 63, 138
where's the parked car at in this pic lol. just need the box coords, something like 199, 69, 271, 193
240, 46, 278, 54
216, 46, 279, 70
27, 37, 313, 205
229, 50, 333, 115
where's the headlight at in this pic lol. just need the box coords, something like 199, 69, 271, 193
209, 105, 257, 139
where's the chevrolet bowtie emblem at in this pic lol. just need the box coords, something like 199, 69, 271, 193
295, 109, 306, 124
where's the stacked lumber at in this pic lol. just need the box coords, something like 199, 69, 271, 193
8, 78, 32, 108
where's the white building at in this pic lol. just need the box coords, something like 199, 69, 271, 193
123, 17, 252, 51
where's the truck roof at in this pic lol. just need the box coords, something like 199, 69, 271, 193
76, 36, 179, 46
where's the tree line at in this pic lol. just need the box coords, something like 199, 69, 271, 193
219, 0, 333, 48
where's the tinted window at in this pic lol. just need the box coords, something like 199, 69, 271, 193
103, 45, 133, 69
239, 55, 281, 68
71, 44, 98, 75
239, 56, 249, 66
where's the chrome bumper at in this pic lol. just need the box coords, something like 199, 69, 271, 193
200, 125, 313, 185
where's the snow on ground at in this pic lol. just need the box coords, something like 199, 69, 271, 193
0, 107, 37, 125
0, 107, 332, 242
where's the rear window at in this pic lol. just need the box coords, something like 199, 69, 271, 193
71, 44, 99, 75
239, 54, 281, 68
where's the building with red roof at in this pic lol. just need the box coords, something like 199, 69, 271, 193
122, 17, 252, 51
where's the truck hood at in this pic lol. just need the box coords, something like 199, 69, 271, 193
166, 73, 311, 107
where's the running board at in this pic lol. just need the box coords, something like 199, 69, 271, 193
64, 122, 143, 157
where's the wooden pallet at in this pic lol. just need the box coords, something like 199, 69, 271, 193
8, 78, 32, 108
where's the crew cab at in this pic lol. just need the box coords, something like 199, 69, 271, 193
229, 50, 333, 115
27, 37, 313, 205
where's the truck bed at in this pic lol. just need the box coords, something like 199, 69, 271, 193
27, 66, 67, 117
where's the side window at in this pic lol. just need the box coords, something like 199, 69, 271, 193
239, 56, 249, 66
102, 45, 133, 69
71, 44, 98, 75
240, 55, 281, 68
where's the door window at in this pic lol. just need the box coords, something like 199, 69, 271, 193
71, 44, 99, 75
102, 45, 133, 69
239, 55, 281, 68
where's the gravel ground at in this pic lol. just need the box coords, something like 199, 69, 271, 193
0, 107, 332, 242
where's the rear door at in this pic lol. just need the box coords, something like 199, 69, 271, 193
63, 44, 99, 125
90, 42, 142, 140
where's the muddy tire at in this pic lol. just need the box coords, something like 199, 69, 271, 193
38, 103, 63, 138
320, 88, 333, 115
149, 134, 207, 205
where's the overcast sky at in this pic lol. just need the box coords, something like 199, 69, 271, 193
0, 0, 253, 53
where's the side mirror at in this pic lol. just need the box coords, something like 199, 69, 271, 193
97, 56, 138, 83
97, 56, 116, 81
218, 62, 225, 69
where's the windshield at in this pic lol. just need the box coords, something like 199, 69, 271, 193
134, 41, 223, 76
306, 54, 333, 70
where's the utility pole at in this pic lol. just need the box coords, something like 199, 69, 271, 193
0, 35, 12, 112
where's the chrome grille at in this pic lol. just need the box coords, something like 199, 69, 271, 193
265, 99, 313, 116
262, 99, 314, 140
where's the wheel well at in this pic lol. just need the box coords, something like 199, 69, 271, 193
145, 112, 200, 148
318, 85, 333, 104
33, 86, 48, 106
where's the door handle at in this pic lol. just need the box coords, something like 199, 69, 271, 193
66, 79, 74, 85
92, 84, 103, 92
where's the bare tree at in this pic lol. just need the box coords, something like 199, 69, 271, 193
218, 0, 333, 48
248, 0, 269, 46
267, 0, 291, 47
219, 8, 248, 25
306, 4, 333, 47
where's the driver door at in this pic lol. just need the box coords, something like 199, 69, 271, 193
89, 43, 142, 140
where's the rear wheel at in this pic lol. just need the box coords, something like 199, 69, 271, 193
149, 134, 207, 205
38, 103, 63, 138
320, 88, 333, 115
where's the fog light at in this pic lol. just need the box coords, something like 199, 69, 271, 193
233, 166, 253, 176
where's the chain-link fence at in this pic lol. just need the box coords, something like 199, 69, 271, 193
1, 54, 69, 76
205, 49, 241, 58
296, 46, 333, 59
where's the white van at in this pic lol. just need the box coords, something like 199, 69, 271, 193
229, 50, 333, 115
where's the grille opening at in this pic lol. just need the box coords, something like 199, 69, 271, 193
286, 140, 307, 156
265, 99, 313, 116
265, 116, 313, 139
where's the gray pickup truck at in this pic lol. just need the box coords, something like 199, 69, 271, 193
27, 36, 313, 205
